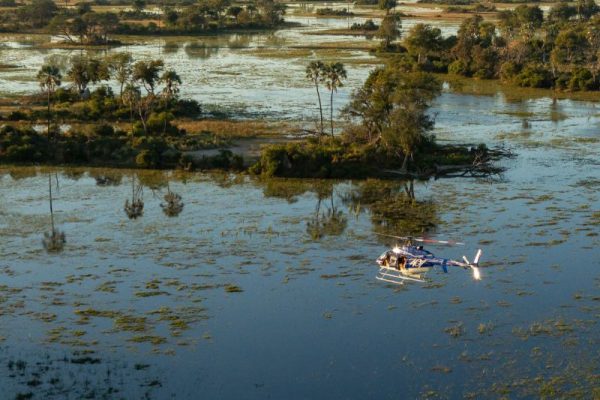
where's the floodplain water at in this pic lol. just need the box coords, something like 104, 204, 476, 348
0, 8, 599, 399
0, 11, 460, 122
1, 87, 599, 398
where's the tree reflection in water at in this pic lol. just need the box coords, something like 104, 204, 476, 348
42, 173, 66, 252
343, 179, 438, 237
253, 178, 434, 240
306, 186, 348, 240
161, 183, 184, 217
124, 175, 144, 219
250, 178, 349, 240
92, 169, 123, 186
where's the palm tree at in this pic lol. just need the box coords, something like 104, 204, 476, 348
42, 174, 66, 252
122, 83, 141, 133
37, 64, 62, 136
246, 4, 257, 22
305, 61, 326, 136
108, 52, 133, 101
159, 70, 182, 102
323, 62, 347, 138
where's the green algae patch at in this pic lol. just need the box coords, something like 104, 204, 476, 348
128, 335, 167, 345
444, 322, 464, 338
74, 309, 121, 319
114, 315, 148, 333
135, 291, 170, 297
477, 322, 494, 335
224, 284, 243, 293
95, 281, 118, 293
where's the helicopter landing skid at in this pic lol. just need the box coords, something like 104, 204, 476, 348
376, 267, 426, 284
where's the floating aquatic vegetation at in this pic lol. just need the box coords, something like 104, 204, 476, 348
128, 335, 167, 345
430, 365, 452, 373
477, 322, 494, 335
224, 284, 243, 293
444, 322, 464, 337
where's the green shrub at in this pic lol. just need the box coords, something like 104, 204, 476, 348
88, 123, 115, 138
513, 63, 552, 88
568, 69, 597, 91
251, 138, 375, 178
7, 110, 28, 121
448, 60, 469, 76
172, 99, 202, 117
499, 61, 519, 82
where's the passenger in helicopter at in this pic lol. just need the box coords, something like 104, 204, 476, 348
398, 256, 407, 270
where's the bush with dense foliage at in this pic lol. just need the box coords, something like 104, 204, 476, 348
390, 7, 600, 91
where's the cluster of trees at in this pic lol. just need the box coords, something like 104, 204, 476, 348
350, 19, 378, 31
252, 62, 483, 178
1, 53, 206, 168
0, 0, 286, 40
0, 0, 58, 30
376, 0, 402, 50
384, 3, 600, 90
157, 0, 285, 33
49, 2, 119, 44
35, 54, 190, 136
315, 8, 353, 17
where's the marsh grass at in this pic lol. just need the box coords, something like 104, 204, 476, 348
175, 119, 291, 139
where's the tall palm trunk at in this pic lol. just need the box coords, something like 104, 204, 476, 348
315, 81, 324, 135
329, 88, 335, 138
401, 152, 409, 172
47, 90, 51, 137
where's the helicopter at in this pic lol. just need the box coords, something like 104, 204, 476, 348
375, 234, 482, 284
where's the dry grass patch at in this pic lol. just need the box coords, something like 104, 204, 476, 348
176, 119, 288, 139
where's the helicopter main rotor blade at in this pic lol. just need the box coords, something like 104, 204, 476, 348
373, 232, 412, 241
417, 238, 465, 246
373, 232, 464, 246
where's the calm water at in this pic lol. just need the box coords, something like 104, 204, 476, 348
1, 86, 599, 398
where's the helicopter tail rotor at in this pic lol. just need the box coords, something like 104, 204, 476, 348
473, 249, 482, 265
462, 249, 482, 280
